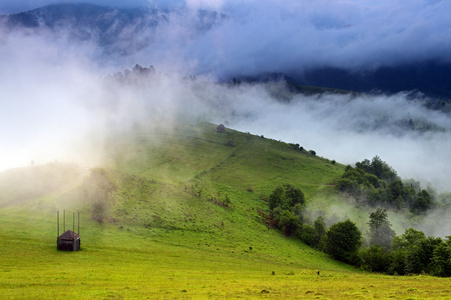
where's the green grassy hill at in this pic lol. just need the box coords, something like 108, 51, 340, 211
1, 122, 449, 299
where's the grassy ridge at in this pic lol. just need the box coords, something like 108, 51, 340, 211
1, 122, 450, 299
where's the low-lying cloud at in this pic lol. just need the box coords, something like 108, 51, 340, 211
4, 1, 451, 78
1, 25, 450, 184
131, 0, 451, 78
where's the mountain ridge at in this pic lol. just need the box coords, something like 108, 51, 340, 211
2, 3, 451, 98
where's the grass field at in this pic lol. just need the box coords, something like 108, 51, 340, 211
2, 209, 450, 299
1, 122, 450, 299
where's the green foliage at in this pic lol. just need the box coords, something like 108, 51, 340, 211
411, 189, 433, 213
360, 245, 391, 273
313, 216, 327, 250
300, 216, 327, 250
336, 156, 435, 214
268, 184, 305, 236
405, 236, 443, 274
367, 209, 395, 249
325, 219, 362, 265
391, 228, 426, 251
381, 228, 451, 277
272, 206, 301, 236
268, 184, 305, 212
300, 224, 316, 246
269, 186, 285, 210
430, 242, 451, 277
355, 156, 399, 183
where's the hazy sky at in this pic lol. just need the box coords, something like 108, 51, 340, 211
0, 0, 151, 13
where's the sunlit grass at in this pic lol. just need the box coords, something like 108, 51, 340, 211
1, 209, 451, 299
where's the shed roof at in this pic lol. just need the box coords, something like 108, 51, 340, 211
58, 230, 80, 240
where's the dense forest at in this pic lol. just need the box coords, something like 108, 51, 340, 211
265, 156, 451, 277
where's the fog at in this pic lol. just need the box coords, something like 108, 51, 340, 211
3, 1, 451, 76
2, 29, 449, 190
126, 0, 451, 77
1, 1, 450, 236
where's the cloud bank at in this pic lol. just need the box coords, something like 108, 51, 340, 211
4, 1, 451, 77
124, 0, 451, 78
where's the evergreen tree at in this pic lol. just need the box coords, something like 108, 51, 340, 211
367, 209, 396, 249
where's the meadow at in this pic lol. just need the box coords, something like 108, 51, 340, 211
1, 122, 450, 299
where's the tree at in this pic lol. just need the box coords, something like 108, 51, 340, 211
268, 186, 285, 210
283, 184, 305, 208
313, 216, 327, 250
360, 244, 390, 273
405, 236, 443, 274
272, 207, 300, 236
301, 216, 327, 250
325, 219, 362, 265
367, 209, 396, 249
391, 228, 426, 251
269, 184, 305, 237
355, 156, 398, 183
430, 242, 451, 277
411, 189, 433, 214
388, 228, 427, 275
268, 184, 305, 210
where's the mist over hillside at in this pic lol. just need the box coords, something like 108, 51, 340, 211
1, 1, 451, 193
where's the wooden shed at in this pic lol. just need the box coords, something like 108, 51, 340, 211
56, 210, 81, 251
57, 230, 80, 251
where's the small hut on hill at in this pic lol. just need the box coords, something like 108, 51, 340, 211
57, 230, 80, 251
216, 124, 225, 133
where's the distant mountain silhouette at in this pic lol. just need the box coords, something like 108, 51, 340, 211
1, 3, 227, 55
291, 61, 451, 99
2, 4, 450, 98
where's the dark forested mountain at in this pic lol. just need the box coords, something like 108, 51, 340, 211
2, 3, 451, 99
292, 61, 451, 99
0, 3, 227, 55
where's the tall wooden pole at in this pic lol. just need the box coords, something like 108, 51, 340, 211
57, 210, 59, 237
78, 211, 80, 235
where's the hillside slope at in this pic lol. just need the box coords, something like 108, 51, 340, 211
2, 122, 451, 299
0, 122, 346, 264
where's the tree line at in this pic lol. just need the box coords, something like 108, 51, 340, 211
265, 163, 451, 276
336, 156, 434, 214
